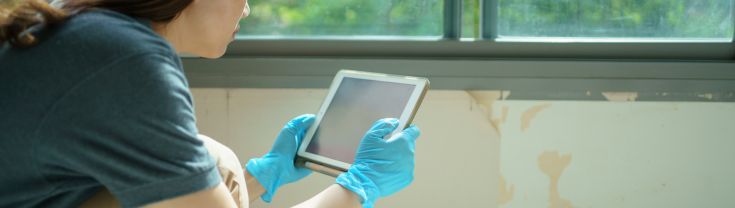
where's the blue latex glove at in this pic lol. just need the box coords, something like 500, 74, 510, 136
245, 114, 315, 202
336, 118, 420, 208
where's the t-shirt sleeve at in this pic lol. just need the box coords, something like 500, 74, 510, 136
36, 52, 221, 207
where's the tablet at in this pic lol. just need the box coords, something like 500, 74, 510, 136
296, 70, 429, 176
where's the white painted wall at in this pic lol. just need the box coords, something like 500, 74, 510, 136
191, 88, 735, 208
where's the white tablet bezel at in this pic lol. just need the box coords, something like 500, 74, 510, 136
296, 69, 429, 172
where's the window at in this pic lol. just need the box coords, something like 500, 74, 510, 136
225, 0, 734, 60
188, 2, 734, 102
238, 0, 443, 38
496, 0, 734, 40
238, 0, 734, 40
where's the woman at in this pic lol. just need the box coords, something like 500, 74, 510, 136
0, 0, 420, 207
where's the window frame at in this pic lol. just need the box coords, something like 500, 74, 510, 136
226, 0, 734, 60
184, 0, 735, 102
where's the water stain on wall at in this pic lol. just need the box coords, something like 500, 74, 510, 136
498, 175, 515, 205
521, 103, 552, 132
501, 91, 511, 100
492, 106, 510, 130
466, 90, 511, 136
538, 151, 574, 208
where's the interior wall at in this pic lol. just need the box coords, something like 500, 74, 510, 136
190, 88, 735, 208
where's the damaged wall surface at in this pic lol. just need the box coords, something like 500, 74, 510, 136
191, 88, 735, 208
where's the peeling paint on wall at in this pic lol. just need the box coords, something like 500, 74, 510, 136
601, 92, 638, 102
467, 91, 502, 112
492, 106, 510, 128
499, 175, 515, 205
538, 151, 574, 208
466, 90, 511, 136
501, 90, 512, 100
521, 103, 552, 132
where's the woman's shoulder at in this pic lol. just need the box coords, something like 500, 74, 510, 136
51, 9, 177, 59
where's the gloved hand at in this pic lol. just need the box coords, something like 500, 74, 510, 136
336, 118, 421, 208
245, 114, 315, 202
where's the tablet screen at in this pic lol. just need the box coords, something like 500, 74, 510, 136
305, 77, 416, 163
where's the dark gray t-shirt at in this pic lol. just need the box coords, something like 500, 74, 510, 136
0, 9, 221, 207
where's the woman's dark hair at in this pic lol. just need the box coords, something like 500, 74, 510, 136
0, 0, 194, 48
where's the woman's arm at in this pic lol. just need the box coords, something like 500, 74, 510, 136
245, 169, 265, 204
143, 183, 237, 208
140, 179, 359, 208
246, 168, 361, 208
292, 184, 361, 208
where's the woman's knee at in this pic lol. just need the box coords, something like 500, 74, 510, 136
198, 134, 241, 170
197, 134, 248, 207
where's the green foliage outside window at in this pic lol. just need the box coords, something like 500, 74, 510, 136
239, 0, 734, 39
499, 0, 734, 38
239, 0, 443, 36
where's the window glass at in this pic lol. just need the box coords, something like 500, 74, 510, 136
462, 0, 480, 38
497, 0, 734, 39
238, 0, 443, 37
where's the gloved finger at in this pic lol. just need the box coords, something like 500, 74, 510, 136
283, 114, 316, 136
363, 118, 399, 141
386, 124, 420, 148
402, 124, 421, 142
294, 165, 313, 178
